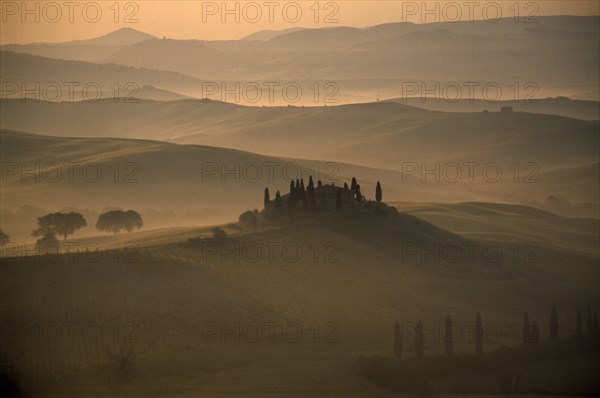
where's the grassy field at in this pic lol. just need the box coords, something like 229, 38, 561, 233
1, 203, 598, 396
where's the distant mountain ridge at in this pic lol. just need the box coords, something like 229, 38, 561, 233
2, 17, 598, 100
62, 27, 157, 46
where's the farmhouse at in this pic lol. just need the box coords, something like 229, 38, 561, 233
313, 183, 354, 209
263, 176, 368, 215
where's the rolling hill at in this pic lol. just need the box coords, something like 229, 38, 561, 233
0, 51, 200, 101
385, 97, 600, 121
0, 129, 437, 242
1, 27, 157, 63
1, 100, 597, 217
0, 199, 597, 396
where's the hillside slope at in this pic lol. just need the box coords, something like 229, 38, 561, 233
1, 203, 597, 395
2, 100, 597, 214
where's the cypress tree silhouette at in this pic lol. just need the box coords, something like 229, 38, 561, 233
444, 315, 454, 357
351, 177, 357, 192
317, 180, 323, 187
549, 306, 558, 341
343, 182, 349, 189
523, 312, 531, 345
376, 181, 382, 203
531, 321, 540, 344
264, 187, 270, 208
336, 188, 342, 210
393, 322, 403, 360
274, 191, 282, 213
586, 307, 593, 335
288, 181, 295, 218
475, 313, 483, 357
356, 184, 362, 203
307, 181, 316, 211
300, 178, 305, 192
415, 321, 424, 360
575, 310, 583, 337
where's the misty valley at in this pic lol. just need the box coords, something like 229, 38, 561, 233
0, 5, 599, 398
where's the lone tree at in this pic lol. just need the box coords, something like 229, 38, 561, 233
475, 312, 483, 357
96, 210, 143, 234
393, 322, 403, 360
264, 187, 270, 208
0, 229, 9, 246
523, 312, 531, 344
104, 345, 135, 394
32, 212, 87, 241
549, 306, 559, 340
376, 181, 382, 203
444, 315, 454, 357
414, 320, 424, 360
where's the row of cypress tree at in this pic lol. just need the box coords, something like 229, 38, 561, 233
263, 177, 383, 213
393, 307, 599, 360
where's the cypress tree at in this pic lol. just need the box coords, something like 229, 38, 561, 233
264, 187, 270, 208
344, 182, 349, 189
307, 180, 316, 211
393, 322, 403, 360
531, 321, 540, 344
300, 178, 305, 192
308, 175, 314, 191
351, 177, 357, 192
288, 181, 295, 218
475, 312, 483, 357
444, 315, 454, 357
575, 310, 583, 337
523, 312, 531, 345
376, 181, 382, 203
414, 320, 424, 360
274, 191, 282, 213
356, 185, 362, 203
549, 306, 558, 340
317, 180, 323, 187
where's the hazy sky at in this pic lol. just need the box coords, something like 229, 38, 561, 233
1, 0, 598, 44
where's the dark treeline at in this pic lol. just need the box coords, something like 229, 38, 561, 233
360, 306, 600, 395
